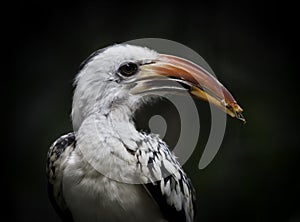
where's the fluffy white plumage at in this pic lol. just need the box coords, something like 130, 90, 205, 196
47, 44, 196, 222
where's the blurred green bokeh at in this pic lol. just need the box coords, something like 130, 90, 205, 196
9, 2, 298, 222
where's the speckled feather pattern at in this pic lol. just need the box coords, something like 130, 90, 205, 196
47, 131, 195, 222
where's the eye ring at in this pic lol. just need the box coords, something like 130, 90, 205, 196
118, 62, 139, 77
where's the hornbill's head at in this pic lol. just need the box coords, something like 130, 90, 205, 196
72, 44, 245, 130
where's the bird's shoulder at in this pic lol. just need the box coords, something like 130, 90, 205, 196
47, 132, 76, 182
46, 132, 76, 222
136, 134, 196, 222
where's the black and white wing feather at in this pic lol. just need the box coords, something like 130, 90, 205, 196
137, 134, 196, 222
46, 132, 76, 222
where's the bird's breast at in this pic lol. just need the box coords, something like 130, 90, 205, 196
62, 151, 164, 222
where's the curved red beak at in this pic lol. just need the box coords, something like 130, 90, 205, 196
131, 54, 245, 123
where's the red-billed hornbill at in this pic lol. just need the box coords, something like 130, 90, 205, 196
47, 44, 244, 222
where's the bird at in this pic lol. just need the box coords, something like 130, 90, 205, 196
46, 44, 245, 222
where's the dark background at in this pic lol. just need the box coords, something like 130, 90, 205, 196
7, 1, 298, 222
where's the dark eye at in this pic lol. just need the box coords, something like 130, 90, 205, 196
118, 62, 138, 77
